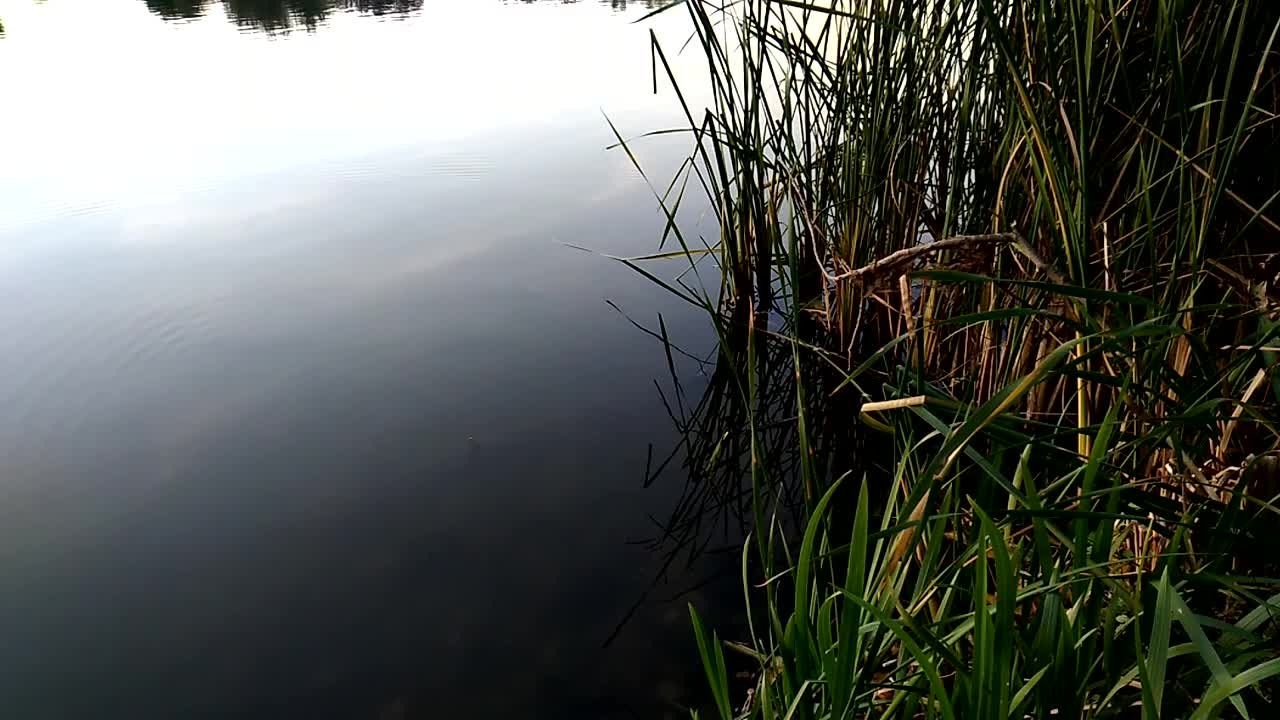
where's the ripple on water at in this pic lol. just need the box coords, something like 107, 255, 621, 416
424, 153, 495, 182
0, 289, 217, 458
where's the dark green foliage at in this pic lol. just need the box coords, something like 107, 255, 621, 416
621, 0, 1280, 716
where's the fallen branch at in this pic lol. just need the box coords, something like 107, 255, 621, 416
834, 232, 1018, 285
833, 231, 1069, 288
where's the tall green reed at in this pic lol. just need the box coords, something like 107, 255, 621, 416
619, 0, 1280, 716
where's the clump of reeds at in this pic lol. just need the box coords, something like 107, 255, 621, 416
621, 0, 1280, 716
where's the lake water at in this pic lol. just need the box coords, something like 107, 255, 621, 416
0, 1, 723, 717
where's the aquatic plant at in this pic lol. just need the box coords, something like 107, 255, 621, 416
621, 0, 1280, 715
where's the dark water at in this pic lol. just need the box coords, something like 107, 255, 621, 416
0, 1, 722, 717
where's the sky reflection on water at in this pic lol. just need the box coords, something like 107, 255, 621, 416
0, 0, 720, 717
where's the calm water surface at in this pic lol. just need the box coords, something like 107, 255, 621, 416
0, 1, 720, 717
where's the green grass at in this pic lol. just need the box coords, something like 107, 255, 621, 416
617, 0, 1280, 716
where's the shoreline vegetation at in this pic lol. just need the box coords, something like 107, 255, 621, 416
624, 0, 1280, 717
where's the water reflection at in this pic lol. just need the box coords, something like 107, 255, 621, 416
517, 0, 665, 9
0, 0, 712, 715
143, 0, 423, 31
141, 0, 666, 33
642, 311, 891, 573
